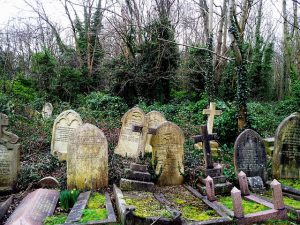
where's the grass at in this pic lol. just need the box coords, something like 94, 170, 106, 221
279, 179, 300, 190
219, 196, 269, 214
87, 192, 106, 209
43, 214, 67, 225
79, 209, 108, 223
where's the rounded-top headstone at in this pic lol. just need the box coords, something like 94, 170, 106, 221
272, 112, 300, 179
51, 110, 83, 161
151, 121, 185, 186
234, 129, 267, 182
67, 123, 108, 190
114, 107, 146, 158
42, 102, 53, 119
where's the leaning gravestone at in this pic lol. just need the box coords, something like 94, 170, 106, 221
145, 111, 166, 153
115, 107, 145, 158
51, 110, 83, 161
234, 129, 267, 182
273, 112, 300, 179
5, 189, 59, 225
0, 113, 20, 192
67, 123, 108, 190
151, 121, 185, 186
41, 102, 53, 119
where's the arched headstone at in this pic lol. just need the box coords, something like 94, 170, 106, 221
115, 107, 145, 158
42, 102, 53, 119
51, 110, 83, 161
273, 112, 300, 179
67, 123, 108, 190
234, 129, 267, 182
151, 121, 185, 186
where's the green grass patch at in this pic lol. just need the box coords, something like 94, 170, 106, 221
219, 196, 269, 214
43, 214, 67, 225
87, 193, 106, 209
283, 196, 300, 210
182, 205, 219, 221
279, 179, 300, 190
79, 208, 108, 223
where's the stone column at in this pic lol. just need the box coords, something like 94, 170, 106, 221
238, 171, 250, 196
205, 176, 216, 201
271, 179, 285, 210
231, 187, 244, 218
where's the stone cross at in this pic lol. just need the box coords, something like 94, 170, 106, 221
238, 171, 250, 196
271, 179, 285, 210
205, 176, 216, 201
231, 187, 244, 218
203, 102, 222, 134
194, 125, 218, 169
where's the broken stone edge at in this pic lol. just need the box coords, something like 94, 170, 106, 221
0, 196, 13, 221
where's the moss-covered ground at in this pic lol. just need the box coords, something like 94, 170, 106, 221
43, 214, 68, 225
218, 196, 269, 214
279, 179, 300, 190
124, 191, 172, 218
159, 186, 220, 221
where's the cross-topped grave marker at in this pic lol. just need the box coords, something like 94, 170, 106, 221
194, 125, 218, 169
203, 102, 222, 134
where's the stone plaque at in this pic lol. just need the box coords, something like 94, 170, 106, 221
247, 176, 265, 193
151, 121, 185, 186
273, 112, 300, 179
66, 191, 90, 223
234, 129, 267, 182
5, 189, 59, 225
42, 102, 53, 119
114, 107, 145, 158
51, 110, 83, 161
145, 111, 166, 153
0, 114, 20, 192
67, 123, 108, 190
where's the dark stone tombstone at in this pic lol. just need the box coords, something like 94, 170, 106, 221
5, 189, 59, 225
247, 176, 265, 193
273, 112, 300, 179
234, 129, 267, 182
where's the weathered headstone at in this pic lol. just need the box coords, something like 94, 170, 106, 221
273, 112, 300, 179
5, 189, 59, 225
38, 176, 60, 188
234, 129, 267, 182
41, 102, 53, 119
115, 107, 145, 158
0, 114, 20, 192
151, 121, 185, 186
67, 123, 108, 190
145, 111, 166, 153
247, 176, 265, 193
51, 110, 83, 161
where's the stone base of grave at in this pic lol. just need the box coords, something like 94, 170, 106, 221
120, 178, 154, 192
124, 169, 151, 182
130, 163, 148, 172
194, 141, 220, 157
198, 182, 232, 195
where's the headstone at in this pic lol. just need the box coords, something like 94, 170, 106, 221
234, 129, 267, 182
273, 112, 300, 179
5, 189, 59, 225
38, 177, 60, 188
145, 111, 166, 153
263, 137, 275, 156
238, 171, 250, 196
51, 110, 83, 161
231, 187, 244, 218
41, 102, 53, 119
67, 123, 108, 190
247, 176, 265, 193
0, 113, 20, 192
151, 121, 185, 186
115, 107, 145, 158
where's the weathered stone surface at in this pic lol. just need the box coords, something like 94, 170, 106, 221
263, 137, 275, 156
271, 179, 285, 210
205, 176, 216, 201
41, 102, 53, 119
0, 113, 20, 192
5, 189, 59, 225
247, 176, 265, 193
234, 129, 267, 182
115, 107, 146, 158
238, 171, 250, 196
130, 163, 147, 172
231, 187, 244, 218
51, 110, 83, 161
38, 176, 60, 188
151, 121, 185, 186
203, 102, 222, 134
124, 169, 151, 182
66, 191, 90, 223
145, 111, 166, 153
0, 196, 13, 221
273, 112, 300, 179
120, 178, 154, 192
67, 123, 108, 190
199, 182, 232, 195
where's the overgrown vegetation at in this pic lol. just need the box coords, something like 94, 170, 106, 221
59, 189, 80, 211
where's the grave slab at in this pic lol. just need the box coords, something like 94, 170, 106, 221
120, 178, 154, 192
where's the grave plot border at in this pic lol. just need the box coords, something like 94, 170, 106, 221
0, 196, 13, 221
62, 192, 117, 225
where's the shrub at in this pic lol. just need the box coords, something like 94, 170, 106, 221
59, 189, 80, 211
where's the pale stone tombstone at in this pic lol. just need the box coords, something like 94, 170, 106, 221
51, 110, 83, 161
273, 112, 300, 179
151, 121, 185, 186
41, 102, 53, 119
234, 129, 267, 182
145, 111, 166, 153
115, 107, 146, 158
67, 123, 108, 190
5, 189, 59, 225
0, 113, 20, 192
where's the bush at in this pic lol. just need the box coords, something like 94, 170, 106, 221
59, 189, 80, 211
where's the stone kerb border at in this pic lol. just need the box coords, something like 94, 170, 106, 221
0, 196, 13, 221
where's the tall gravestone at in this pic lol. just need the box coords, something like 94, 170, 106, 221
67, 123, 108, 190
115, 107, 145, 158
145, 111, 166, 153
0, 114, 20, 192
234, 129, 267, 182
42, 102, 53, 119
273, 112, 300, 179
151, 121, 184, 186
51, 110, 83, 161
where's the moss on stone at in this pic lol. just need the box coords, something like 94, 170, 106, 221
279, 179, 300, 190
79, 208, 108, 223
87, 192, 106, 209
219, 196, 269, 214
182, 205, 218, 221
43, 214, 67, 225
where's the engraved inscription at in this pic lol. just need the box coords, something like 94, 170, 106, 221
0, 145, 11, 184
55, 127, 75, 142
